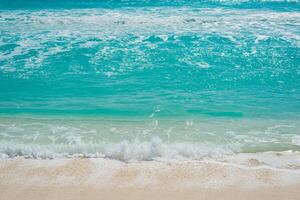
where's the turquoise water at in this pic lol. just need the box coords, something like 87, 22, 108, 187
0, 0, 300, 160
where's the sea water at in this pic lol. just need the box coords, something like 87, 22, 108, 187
0, 0, 300, 160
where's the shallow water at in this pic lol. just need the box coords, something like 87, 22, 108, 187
0, 0, 299, 160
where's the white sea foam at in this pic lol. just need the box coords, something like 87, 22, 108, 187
0, 117, 299, 160
0, 137, 237, 161
1, 141, 300, 171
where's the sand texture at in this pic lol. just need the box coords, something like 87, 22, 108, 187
0, 156, 300, 200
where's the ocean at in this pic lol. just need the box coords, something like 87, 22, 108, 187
0, 0, 300, 161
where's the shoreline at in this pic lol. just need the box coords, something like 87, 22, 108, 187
1, 155, 300, 200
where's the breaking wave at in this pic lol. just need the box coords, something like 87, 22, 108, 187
0, 137, 237, 160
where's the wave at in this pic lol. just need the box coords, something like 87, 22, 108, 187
1, 139, 300, 171
1, 134, 300, 161
0, 138, 236, 160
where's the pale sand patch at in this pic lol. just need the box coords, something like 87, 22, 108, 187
0, 157, 300, 200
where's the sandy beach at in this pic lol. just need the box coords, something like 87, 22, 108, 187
1, 0, 300, 199
1, 154, 300, 200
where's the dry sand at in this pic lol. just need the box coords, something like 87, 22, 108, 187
0, 156, 300, 200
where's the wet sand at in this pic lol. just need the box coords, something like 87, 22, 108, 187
0, 156, 300, 200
